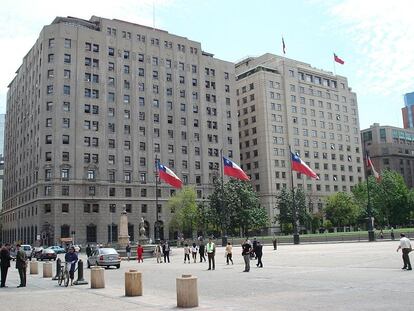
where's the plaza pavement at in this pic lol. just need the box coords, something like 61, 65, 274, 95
0, 241, 413, 311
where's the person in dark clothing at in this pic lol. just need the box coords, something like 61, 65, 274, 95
15, 244, 27, 287
242, 239, 252, 272
0, 243, 12, 287
162, 241, 170, 263
199, 242, 206, 262
252, 238, 258, 259
255, 242, 263, 268
86, 244, 92, 258
64, 246, 78, 286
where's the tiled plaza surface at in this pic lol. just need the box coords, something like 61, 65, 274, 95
0, 241, 412, 310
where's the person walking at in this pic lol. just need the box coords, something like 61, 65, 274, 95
199, 241, 206, 262
391, 227, 395, 240
64, 246, 78, 286
242, 239, 252, 272
184, 244, 191, 263
137, 244, 144, 263
206, 238, 216, 270
15, 244, 27, 288
272, 234, 278, 250
397, 233, 412, 270
225, 242, 233, 265
252, 238, 258, 259
86, 244, 92, 258
162, 241, 170, 263
0, 243, 11, 287
154, 243, 162, 263
255, 241, 263, 268
126, 244, 131, 261
191, 243, 198, 263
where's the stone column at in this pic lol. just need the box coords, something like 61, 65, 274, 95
176, 274, 198, 308
125, 269, 142, 296
30, 261, 38, 274
118, 210, 129, 248
43, 262, 53, 278
90, 267, 105, 289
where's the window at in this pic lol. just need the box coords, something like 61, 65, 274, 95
64, 38, 71, 48
87, 170, 95, 180
64, 54, 71, 63
64, 69, 71, 79
63, 85, 70, 95
62, 135, 69, 144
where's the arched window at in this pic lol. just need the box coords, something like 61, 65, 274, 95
128, 223, 134, 242
108, 223, 118, 243
155, 220, 164, 240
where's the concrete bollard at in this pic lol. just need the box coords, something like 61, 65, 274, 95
74, 260, 88, 285
43, 262, 53, 278
125, 269, 142, 297
176, 274, 198, 308
30, 261, 38, 274
90, 266, 105, 289
52, 258, 61, 280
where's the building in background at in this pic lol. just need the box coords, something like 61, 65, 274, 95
1, 16, 239, 245
361, 123, 414, 188
235, 54, 364, 232
402, 92, 414, 129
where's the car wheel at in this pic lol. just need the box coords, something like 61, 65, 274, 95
116, 264, 120, 269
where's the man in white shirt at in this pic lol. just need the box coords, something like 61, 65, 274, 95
397, 233, 412, 270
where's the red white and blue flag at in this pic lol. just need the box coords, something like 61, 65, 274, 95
223, 157, 250, 181
366, 154, 381, 182
157, 163, 182, 188
334, 53, 345, 65
291, 152, 319, 179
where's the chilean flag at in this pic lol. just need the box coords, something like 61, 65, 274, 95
223, 157, 250, 181
334, 53, 345, 65
157, 163, 182, 188
291, 152, 319, 179
366, 153, 380, 182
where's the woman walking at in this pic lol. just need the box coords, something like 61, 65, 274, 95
137, 244, 144, 263
225, 242, 234, 265
191, 243, 198, 263
184, 244, 191, 263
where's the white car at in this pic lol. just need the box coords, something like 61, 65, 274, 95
21, 245, 33, 260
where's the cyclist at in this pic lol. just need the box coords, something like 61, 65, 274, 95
64, 246, 78, 286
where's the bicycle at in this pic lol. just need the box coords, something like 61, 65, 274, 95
57, 262, 76, 287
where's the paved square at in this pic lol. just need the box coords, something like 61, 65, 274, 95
0, 241, 411, 310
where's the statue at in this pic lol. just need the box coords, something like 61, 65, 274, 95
139, 217, 146, 239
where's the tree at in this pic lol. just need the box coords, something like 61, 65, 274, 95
324, 192, 361, 227
208, 178, 268, 236
167, 186, 197, 238
274, 188, 310, 234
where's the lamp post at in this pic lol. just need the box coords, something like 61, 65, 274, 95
364, 138, 375, 242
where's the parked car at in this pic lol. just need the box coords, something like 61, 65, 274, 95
47, 246, 66, 254
10, 247, 17, 261
87, 248, 120, 269
36, 249, 57, 261
21, 245, 33, 260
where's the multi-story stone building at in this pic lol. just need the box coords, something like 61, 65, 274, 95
402, 92, 414, 129
361, 123, 414, 188
235, 54, 364, 231
1, 16, 239, 245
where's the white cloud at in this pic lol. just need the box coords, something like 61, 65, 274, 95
0, 0, 175, 112
326, 0, 414, 97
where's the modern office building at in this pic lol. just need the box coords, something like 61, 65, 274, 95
361, 123, 414, 188
1, 16, 239, 245
235, 54, 364, 231
402, 92, 414, 129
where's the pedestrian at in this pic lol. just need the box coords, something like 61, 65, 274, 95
154, 243, 162, 263
252, 238, 258, 259
0, 243, 12, 287
391, 227, 395, 240
241, 238, 252, 272
64, 246, 78, 286
225, 242, 233, 265
206, 238, 216, 270
199, 241, 206, 262
126, 244, 131, 261
15, 244, 27, 288
256, 241, 263, 268
272, 234, 277, 250
137, 244, 144, 263
191, 243, 198, 263
86, 244, 92, 258
162, 241, 170, 263
184, 244, 191, 263
397, 233, 412, 270
380, 229, 384, 239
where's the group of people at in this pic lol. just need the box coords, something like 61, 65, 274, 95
0, 243, 27, 288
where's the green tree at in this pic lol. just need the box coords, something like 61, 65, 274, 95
324, 192, 361, 227
167, 186, 197, 238
208, 178, 268, 236
274, 188, 310, 234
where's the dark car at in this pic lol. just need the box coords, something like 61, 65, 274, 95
87, 248, 120, 269
36, 248, 57, 261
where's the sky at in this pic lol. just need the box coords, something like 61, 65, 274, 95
1, 0, 413, 130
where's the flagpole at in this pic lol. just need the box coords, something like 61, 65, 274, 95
333, 52, 336, 75
220, 149, 227, 244
155, 155, 160, 242
289, 146, 300, 244
364, 139, 375, 242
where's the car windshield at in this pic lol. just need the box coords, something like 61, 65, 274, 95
44, 249, 54, 253
100, 248, 117, 255
23, 246, 31, 250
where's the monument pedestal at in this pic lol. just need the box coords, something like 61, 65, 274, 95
118, 210, 129, 248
